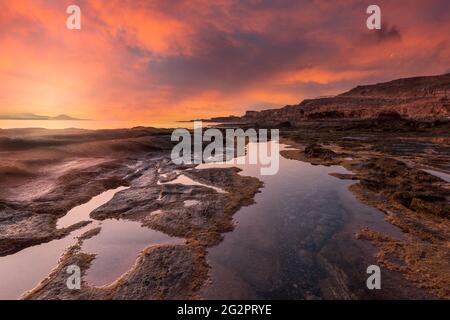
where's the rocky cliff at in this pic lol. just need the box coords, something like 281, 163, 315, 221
240, 73, 450, 126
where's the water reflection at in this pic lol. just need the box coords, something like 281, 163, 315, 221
199, 142, 404, 299
0, 186, 182, 298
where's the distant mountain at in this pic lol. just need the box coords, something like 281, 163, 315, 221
200, 73, 450, 126
0, 113, 86, 121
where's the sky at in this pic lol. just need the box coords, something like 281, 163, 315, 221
0, 0, 449, 126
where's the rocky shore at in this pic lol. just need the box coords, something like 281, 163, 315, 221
280, 119, 450, 298
1, 73, 449, 300
0, 127, 263, 299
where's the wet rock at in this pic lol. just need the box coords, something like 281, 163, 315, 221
328, 173, 359, 180
358, 157, 449, 218
410, 198, 449, 218
111, 245, 207, 300
147, 168, 263, 245
304, 144, 337, 160
90, 186, 161, 220
24, 243, 208, 300
356, 228, 449, 299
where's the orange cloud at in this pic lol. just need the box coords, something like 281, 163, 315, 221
276, 68, 369, 85
0, 0, 449, 127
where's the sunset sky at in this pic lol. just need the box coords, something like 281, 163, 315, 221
0, 0, 449, 126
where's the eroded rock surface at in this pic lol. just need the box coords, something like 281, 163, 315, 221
2, 127, 263, 300
280, 120, 450, 298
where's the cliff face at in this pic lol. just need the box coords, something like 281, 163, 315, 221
242, 73, 450, 125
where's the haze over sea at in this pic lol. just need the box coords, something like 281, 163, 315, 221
0, 120, 193, 130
